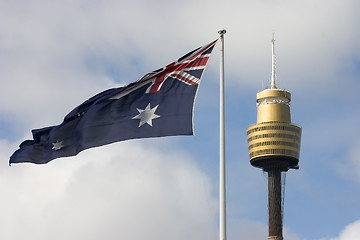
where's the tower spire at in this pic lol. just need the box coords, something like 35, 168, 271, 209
270, 33, 277, 89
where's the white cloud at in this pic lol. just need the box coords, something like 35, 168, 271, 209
336, 141, 360, 184
328, 219, 360, 240
1, 141, 217, 240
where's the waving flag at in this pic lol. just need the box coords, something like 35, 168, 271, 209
9, 39, 217, 164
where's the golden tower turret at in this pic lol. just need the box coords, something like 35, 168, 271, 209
246, 35, 302, 240
246, 36, 301, 171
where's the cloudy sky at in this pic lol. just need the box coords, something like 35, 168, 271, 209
1, 0, 360, 239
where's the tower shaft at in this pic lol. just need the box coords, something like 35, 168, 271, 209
267, 168, 283, 240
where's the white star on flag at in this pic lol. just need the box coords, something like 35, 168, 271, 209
52, 140, 64, 151
132, 103, 160, 127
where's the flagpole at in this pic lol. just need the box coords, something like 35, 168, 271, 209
218, 28, 227, 240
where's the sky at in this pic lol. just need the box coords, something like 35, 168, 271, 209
1, 0, 360, 239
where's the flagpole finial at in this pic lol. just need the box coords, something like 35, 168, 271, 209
218, 29, 227, 36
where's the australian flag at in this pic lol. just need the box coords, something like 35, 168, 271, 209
10, 40, 217, 164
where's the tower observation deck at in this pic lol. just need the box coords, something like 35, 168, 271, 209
246, 35, 302, 240
247, 88, 301, 170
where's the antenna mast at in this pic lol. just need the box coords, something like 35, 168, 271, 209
271, 33, 277, 89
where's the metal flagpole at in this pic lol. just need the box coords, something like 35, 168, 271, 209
218, 28, 227, 240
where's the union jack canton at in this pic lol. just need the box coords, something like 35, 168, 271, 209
110, 39, 217, 99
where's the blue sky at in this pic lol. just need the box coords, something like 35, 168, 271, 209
1, 0, 360, 239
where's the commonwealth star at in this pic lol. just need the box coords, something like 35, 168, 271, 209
52, 140, 64, 151
132, 103, 160, 127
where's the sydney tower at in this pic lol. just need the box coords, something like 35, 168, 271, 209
246, 36, 302, 240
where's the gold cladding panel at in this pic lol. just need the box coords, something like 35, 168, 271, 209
246, 122, 302, 161
257, 104, 291, 123
256, 89, 291, 100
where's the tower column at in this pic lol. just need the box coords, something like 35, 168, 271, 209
267, 167, 283, 240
